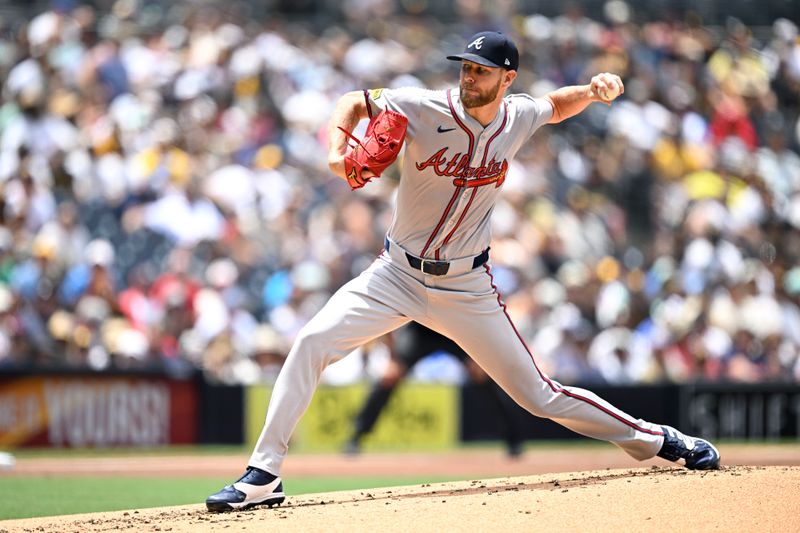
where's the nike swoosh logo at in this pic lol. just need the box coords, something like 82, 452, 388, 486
437, 126, 456, 133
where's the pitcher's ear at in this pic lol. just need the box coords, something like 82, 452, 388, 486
504, 69, 517, 86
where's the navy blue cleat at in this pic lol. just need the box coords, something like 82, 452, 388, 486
206, 466, 285, 512
657, 426, 720, 470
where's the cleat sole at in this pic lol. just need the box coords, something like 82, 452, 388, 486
206, 494, 286, 513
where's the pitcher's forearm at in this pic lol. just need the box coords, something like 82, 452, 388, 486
328, 91, 370, 178
545, 73, 624, 123
545, 85, 596, 124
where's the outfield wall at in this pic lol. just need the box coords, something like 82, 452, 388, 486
0, 371, 797, 449
245, 383, 459, 452
0, 372, 198, 448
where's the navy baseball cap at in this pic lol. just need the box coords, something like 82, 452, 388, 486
447, 31, 519, 71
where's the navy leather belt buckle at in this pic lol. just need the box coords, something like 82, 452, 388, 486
420, 258, 450, 276
387, 237, 488, 276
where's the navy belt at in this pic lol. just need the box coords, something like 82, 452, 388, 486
385, 237, 489, 276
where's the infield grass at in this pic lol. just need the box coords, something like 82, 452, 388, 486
0, 475, 462, 520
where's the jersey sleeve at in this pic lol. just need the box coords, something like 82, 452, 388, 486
364, 87, 427, 140
510, 94, 554, 140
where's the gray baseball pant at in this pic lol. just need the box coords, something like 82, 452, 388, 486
249, 246, 664, 474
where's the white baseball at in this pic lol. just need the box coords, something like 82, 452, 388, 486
598, 81, 621, 102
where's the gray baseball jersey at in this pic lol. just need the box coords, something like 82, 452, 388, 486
369, 87, 551, 260
248, 86, 665, 476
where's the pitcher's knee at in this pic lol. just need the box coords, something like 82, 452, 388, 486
293, 325, 350, 364
524, 402, 550, 419
291, 328, 331, 363
506, 387, 553, 418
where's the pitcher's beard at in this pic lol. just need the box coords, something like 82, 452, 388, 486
460, 78, 502, 108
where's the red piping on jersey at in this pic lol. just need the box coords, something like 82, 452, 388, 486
439, 187, 477, 250
482, 264, 665, 437
479, 101, 508, 166
421, 188, 459, 259
447, 89, 475, 144
436, 101, 508, 254
419, 89, 474, 258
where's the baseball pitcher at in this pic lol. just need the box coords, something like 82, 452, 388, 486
206, 31, 720, 512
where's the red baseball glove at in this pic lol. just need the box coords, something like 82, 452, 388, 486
339, 109, 408, 190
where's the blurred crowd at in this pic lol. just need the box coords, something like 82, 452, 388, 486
0, 0, 799, 385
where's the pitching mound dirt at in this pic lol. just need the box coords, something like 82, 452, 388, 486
4, 465, 798, 532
